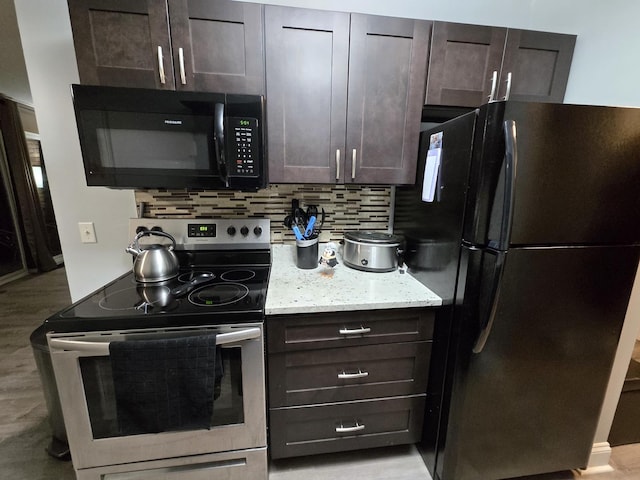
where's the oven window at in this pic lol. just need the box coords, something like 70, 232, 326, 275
80, 110, 215, 172
80, 346, 244, 439
97, 128, 210, 170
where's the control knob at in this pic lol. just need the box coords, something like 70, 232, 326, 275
227, 226, 236, 236
240, 226, 249, 236
254, 226, 262, 236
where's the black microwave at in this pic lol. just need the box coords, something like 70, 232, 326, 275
71, 84, 266, 190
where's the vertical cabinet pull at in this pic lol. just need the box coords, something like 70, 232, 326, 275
157, 46, 166, 84
178, 47, 186, 85
488, 70, 498, 102
351, 148, 357, 180
503, 72, 513, 100
335, 422, 365, 434
337, 369, 369, 380
338, 326, 371, 335
335, 149, 341, 181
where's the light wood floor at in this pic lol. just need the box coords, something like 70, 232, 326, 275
1, 267, 639, 480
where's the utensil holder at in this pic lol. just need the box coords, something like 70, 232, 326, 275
295, 237, 319, 269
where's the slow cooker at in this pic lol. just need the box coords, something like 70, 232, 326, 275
342, 231, 403, 272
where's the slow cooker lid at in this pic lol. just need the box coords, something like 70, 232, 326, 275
344, 230, 403, 245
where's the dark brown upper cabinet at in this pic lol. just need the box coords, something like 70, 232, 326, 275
67, 0, 265, 95
426, 22, 575, 107
265, 6, 430, 184
498, 29, 575, 103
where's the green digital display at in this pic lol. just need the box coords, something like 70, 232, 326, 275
188, 223, 216, 237
239, 119, 250, 126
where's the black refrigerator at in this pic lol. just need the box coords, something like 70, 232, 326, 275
393, 101, 640, 480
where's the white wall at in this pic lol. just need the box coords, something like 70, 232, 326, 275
13, 0, 640, 466
14, 0, 136, 303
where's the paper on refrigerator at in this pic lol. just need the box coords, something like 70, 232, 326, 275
422, 132, 442, 202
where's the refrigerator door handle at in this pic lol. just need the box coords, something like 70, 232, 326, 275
496, 120, 518, 250
473, 250, 506, 353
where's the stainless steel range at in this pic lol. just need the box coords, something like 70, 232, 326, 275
41, 218, 270, 480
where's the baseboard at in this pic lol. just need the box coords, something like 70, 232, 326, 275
573, 442, 614, 475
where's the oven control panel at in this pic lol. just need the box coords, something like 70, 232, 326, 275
130, 218, 270, 250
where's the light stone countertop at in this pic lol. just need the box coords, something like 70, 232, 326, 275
265, 244, 442, 315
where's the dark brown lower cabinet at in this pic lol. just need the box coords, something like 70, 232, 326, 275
269, 396, 426, 459
267, 308, 434, 459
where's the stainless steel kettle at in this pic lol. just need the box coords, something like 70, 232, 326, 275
125, 230, 179, 283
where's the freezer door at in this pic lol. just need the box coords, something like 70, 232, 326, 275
438, 244, 640, 480
394, 110, 477, 302
466, 101, 640, 247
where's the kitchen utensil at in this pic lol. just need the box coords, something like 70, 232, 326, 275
304, 216, 316, 238
126, 230, 180, 283
170, 273, 216, 297
342, 231, 404, 272
292, 225, 305, 241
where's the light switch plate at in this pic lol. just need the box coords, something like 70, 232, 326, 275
78, 222, 97, 243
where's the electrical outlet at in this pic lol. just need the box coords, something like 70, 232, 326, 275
78, 222, 97, 243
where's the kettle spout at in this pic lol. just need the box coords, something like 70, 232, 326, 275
125, 243, 140, 256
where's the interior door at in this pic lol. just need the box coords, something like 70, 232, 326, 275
0, 133, 27, 282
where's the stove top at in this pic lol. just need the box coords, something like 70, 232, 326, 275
44, 219, 271, 333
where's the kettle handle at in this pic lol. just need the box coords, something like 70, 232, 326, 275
133, 230, 177, 251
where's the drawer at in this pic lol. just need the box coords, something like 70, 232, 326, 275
268, 341, 431, 407
267, 308, 434, 353
76, 447, 267, 480
269, 395, 425, 459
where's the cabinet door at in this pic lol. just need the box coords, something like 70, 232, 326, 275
67, 0, 174, 89
498, 29, 576, 103
167, 0, 265, 94
346, 15, 430, 184
269, 395, 425, 459
264, 6, 349, 183
426, 22, 506, 107
268, 341, 431, 407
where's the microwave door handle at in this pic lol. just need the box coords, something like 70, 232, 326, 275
214, 103, 229, 188
48, 327, 261, 355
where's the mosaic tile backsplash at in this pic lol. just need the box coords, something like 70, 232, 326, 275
135, 184, 392, 244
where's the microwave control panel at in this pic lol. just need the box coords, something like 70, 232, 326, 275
229, 117, 259, 177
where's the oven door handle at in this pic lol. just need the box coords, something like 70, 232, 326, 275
48, 327, 261, 355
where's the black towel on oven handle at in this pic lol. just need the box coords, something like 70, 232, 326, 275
109, 334, 217, 435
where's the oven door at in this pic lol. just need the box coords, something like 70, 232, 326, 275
47, 324, 266, 470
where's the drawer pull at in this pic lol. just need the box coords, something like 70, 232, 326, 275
339, 326, 371, 335
337, 369, 369, 380
336, 422, 365, 434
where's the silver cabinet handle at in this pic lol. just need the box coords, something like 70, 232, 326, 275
503, 72, 512, 100
49, 327, 261, 355
338, 369, 369, 379
351, 148, 357, 180
338, 326, 371, 335
335, 149, 341, 181
178, 47, 186, 85
157, 46, 166, 84
336, 422, 365, 433
488, 70, 498, 102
